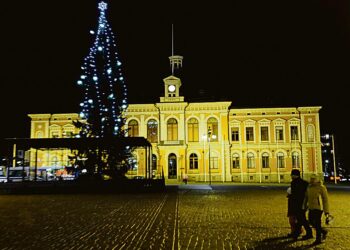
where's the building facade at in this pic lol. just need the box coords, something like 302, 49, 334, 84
28, 72, 323, 183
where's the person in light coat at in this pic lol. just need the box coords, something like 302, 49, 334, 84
303, 174, 330, 245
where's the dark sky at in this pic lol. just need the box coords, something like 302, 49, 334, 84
1, 0, 349, 169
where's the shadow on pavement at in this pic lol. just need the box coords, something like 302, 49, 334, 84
248, 235, 316, 250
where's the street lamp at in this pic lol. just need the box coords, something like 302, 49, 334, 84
208, 128, 212, 185
202, 134, 207, 182
207, 128, 217, 185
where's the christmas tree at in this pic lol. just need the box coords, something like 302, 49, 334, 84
76, 1, 128, 138
73, 1, 131, 178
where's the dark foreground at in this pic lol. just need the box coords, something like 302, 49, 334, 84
0, 184, 349, 250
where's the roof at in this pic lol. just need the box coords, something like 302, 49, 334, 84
2, 137, 151, 150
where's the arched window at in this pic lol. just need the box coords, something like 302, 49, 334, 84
167, 118, 178, 141
292, 152, 300, 168
307, 125, 315, 142
207, 117, 218, 142
128, 120, 139, 137
188, 118, 199, 142
147, 119, 158, 143
277, 152, 285, 168
247, 152, 255, 168
189, 153, 198, 170
232, 153, 240, 168
262, 153, 269, 168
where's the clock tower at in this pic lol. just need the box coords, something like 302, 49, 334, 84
160, 25, 184, 103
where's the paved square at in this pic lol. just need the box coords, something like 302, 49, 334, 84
0, 184, 349, 249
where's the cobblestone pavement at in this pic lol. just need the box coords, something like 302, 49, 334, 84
0, 184, 349, 250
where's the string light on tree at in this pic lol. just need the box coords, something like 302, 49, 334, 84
76, 1, 128, 137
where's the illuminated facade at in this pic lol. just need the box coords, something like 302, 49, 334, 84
28, 74, 323, 183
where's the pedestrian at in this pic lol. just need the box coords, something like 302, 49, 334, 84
303, 174, 330, 245
289, 169, 313, 240
183, 174, 188, 184
286, 186, 301, 237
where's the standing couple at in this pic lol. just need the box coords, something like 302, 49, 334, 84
287, 169, 330, 245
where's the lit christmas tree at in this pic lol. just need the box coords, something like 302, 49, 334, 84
73, 1, 132, 178
76, 1, 128, 138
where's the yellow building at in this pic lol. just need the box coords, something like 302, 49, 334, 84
28, 69, 322, 183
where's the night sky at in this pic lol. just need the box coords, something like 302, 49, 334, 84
1, 0, 349, 169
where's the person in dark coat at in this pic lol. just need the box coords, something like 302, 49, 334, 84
290, 169, 313, 240
287, 186, 301, 237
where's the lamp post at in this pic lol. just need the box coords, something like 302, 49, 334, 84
207, 128, 217, 185
208, 128, 212, 185
202, 134, 207, 182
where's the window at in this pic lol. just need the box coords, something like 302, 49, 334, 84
232, 153, 240, 168
260, 126, 269, 141
291, 126, 299, 140
231, 127, 239, 141
189, 153, 198, 170
63, 131, 74, 138
51, 131, 60, 138
275, 126, 284, 141
210, 157, 218, 169
128, 120, 139, 137
207, 118, 218, 142
147, 119, 158, 143
262, 153, 269, 168
292, 152, 300, 168
247, 153, 255, 168
167, 118, 178, 141
246, 127, 254, 141
188, 118, 199, 142
277, 152, 285, 168
209, 151, 218, 169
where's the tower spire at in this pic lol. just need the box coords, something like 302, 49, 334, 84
169, 24, 183, 76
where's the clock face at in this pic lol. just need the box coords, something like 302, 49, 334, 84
168, 85, 176, 92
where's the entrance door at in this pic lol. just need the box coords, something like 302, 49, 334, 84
168, 153, 177, 179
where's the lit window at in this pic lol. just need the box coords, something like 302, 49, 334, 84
167, 118, 178, 141
292, 152, 300, 168
246, 127, 254, 141
188, 118, 199, 142
262, 153, 269, 168
147, 119, 158, 143
260, 126, 269, 141
231, 127, 239, 141
247, 153, 255, 168
275, 126, 284, 141
207, 118, 218, 142
232, 153, 240, 168
189, 153, 198, 170
277, 152, 285, 168
128, 120, 139, 137
291, 126, 299, 140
